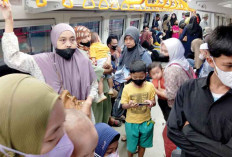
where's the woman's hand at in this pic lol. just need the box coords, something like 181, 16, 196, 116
0, 0, 13, 33
0, 1, 12, 20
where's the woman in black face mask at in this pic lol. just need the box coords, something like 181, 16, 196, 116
74, 26, 114, 124
2, 3, 97, 120
112, 27, 152, 131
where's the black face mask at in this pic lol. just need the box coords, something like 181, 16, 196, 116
55, 48, 76, 60
80, 41, 91, 47
132, 78, 146, 86
111, 45, 117, 50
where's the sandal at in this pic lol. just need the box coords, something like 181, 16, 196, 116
108, 117, 122, 127
115, 115, 126, 123
121, 135, 127, 142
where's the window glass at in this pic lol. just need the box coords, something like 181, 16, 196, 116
143, 13, 150, 26
0, 25, 52, 66
130, 20, 139, 28
70, 21, 100, 34
109, 18, 124, 40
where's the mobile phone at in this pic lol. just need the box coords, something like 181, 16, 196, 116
138, 103, 150, 106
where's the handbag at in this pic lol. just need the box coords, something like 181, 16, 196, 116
60, 90, 85, 110
183, 35, 188, 42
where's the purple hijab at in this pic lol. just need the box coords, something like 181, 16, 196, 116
33, 23, 96, 100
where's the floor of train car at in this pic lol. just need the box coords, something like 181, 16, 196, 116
113, 97, 166, 157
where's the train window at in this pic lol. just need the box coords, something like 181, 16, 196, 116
0, 25, 52, 66
130, 20, 140, 28
143, 13, 150, 26
70, 21, 100, 34
109, 18, 124, 40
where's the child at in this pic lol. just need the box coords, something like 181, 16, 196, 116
148, 62, 175, 157
121, 60, 156, 157
95, 123, 120, 157
148, 62, 170, 121
172, 20, 179, 39
90, 32, 114, 103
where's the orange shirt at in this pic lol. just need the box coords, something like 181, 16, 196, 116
152, 77, 165, 89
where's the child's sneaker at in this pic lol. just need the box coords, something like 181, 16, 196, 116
97, 93, 107, 103
108, 88, 114, 95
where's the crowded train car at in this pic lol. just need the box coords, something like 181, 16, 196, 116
0, 0, 232, 157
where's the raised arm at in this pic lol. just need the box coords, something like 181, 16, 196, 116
0, 1, 44, 80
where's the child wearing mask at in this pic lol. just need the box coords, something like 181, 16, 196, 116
172, 20, 180, 39
148, 62, 170, 121
90, 32, 114, 103
121, 60, 156, 157
95, 123, 120, 157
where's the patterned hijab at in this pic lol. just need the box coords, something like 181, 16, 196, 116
0, 74, 59, 156
34, 23, 96, 100
74, 26, 91, 51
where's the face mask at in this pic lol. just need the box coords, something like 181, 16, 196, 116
132, 78, 146, 86
107, 150, 119, 157
56, 48, 76, 60
111, 45, 117, 51
199, 53, 205, 60
80, 41, 91, 47
212, 57, 232, 88
0, 133, 74, 157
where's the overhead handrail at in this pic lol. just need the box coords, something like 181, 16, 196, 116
163, 0, 172, 8
36, 0, 47, 7
99, 0, 109, 10
62, 0, 73, 8
83, 0, 95, 9
181, 0, 195, 11
145, 0, 168, 7
124, 0, 145, 5
110, 0, 120, 10
170, 0, 177, 9
175, 0, 184, 10
120, 0, 135, 11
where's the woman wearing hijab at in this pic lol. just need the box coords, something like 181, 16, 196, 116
160, 38, 195, 157
179, 16, 203, 59
162, 14, 171, 39
0, 74, 74, 157
74, 26, 113, 124
112, 26, 152, 136
140, 31, 169, 62
1, 2, 97, 119
118, 26, 152, 71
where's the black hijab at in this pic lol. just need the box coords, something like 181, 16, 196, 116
186, 16, 202, 35
119, 26, 146, 69
170, 13, 177, 26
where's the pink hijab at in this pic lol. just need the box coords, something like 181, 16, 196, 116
33, 23, 96, 100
